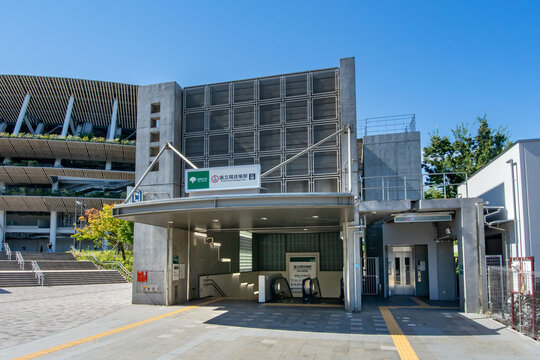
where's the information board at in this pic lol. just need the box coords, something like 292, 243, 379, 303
287, 254, 318, 296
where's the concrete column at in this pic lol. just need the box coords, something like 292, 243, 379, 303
0, 121, 7, 132
61, 96, 75, 137
105, 161, 112, 170
23, 116, 35, 134
35, 122, 45, 134
107, 99, 119, 141
49, 211, 57, 252
0, 210, 6, 252
13, 94, 31, 135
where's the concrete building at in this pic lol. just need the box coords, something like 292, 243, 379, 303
113, 57, 487, 313
458, 139, 540, 268
0, 58, 490, 312
0, 76, 136, 252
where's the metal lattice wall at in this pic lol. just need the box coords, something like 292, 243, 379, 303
181, 69, 342, 194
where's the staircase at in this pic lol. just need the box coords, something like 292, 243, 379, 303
0, 250, 129, 288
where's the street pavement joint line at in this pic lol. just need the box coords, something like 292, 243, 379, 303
11, 298, 223, 360
411, 297, 429, 307
379, 306, 419, 360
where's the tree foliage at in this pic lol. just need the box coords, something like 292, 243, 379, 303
72, 204, 134, 260
422, 115, 511, 198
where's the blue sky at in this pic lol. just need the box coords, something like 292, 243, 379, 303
1, 1, 538, 145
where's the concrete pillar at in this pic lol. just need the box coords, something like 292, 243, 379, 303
0, 121, 7, 132
23, 116, 35, 134
49, 211, 57, 252
13, 94, 31, 135
35, 122, 45, 134
61, 96, 75, 137
457, 199, 486, 313
0, 210, 6, 252
107, 99, 119, 141
105, 161, 112, 170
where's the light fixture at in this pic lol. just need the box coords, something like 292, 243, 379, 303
253, 291, 259, 295
220, 258, 231, 262
247, 283, 254, 287
240, 282, 248, 286
260, 217, 268, 220
168, 221, 174, 224
210, 242, 221, 248
232, 272, 240, 276
193, 231, 207, 238
312, 215, 319, 219
303, 228, 308, 231
212, 219, 219, 222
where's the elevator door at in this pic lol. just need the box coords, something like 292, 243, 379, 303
390, 248, 414, 295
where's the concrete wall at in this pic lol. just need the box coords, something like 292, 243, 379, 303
132, 82, 183, 305
362, 131, 422, 201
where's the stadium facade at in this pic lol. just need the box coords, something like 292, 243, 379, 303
0, 76, 137, 252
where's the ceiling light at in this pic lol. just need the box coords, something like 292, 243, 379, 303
210, 242, 221, 248
168, 221, 174, 224
193, 231, 207, 238
260, 217, 268, 220
212, 219, 219, 222
312, 215, 319, 219
303, 228, 308, 231
240, 282, 248, 286
220, 258, 231, 263
232, 272, 240, 276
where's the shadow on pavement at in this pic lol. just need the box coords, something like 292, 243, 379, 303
199, 297, 503, 336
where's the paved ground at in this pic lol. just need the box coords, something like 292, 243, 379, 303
0, 284, 539, 359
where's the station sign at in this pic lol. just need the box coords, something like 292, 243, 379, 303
185, 164, 261, 193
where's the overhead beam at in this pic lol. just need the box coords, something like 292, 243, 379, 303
13, 94, 31, 135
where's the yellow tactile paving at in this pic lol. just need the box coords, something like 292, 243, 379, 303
379, 306, 420, 360
11, 298, 222, 360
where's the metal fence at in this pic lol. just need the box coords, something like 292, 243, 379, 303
361, 114, 416, 137
362, 257, 379, 295
487, 264, 539, 340
360, 172, 469, 201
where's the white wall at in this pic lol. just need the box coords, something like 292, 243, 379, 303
461, 140, 540, 263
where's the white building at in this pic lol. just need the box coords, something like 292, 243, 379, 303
459, 139, 540, 268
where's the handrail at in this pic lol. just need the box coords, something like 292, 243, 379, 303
360, 172, 469, 200
4, 243, 12, 260
15, 251, 24, 270
203, 278, 226, 297
99, 261, 132, 281
69, 245, 80, 257
31, 260, 46, 286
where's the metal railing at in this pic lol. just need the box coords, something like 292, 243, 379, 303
361, 114, 416, 137
203, 278, 227, 297
31, 260, 46, 286
4, 242, 12, 260
15, 251, 24, 270
360, 172, 469, 201
99, 261, 132, 282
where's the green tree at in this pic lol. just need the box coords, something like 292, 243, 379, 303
72, 204, 134, 260
422, 115, 511, 198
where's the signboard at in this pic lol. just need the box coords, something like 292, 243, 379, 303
173, 265, 180, 281
137, 271, 147, 282
130, 190, 143, 203
288, 254, 318, 295
185, 165, 261, 193
394, 213, 452, 223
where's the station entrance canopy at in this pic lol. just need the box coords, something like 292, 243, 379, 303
112, 193, 354, 232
